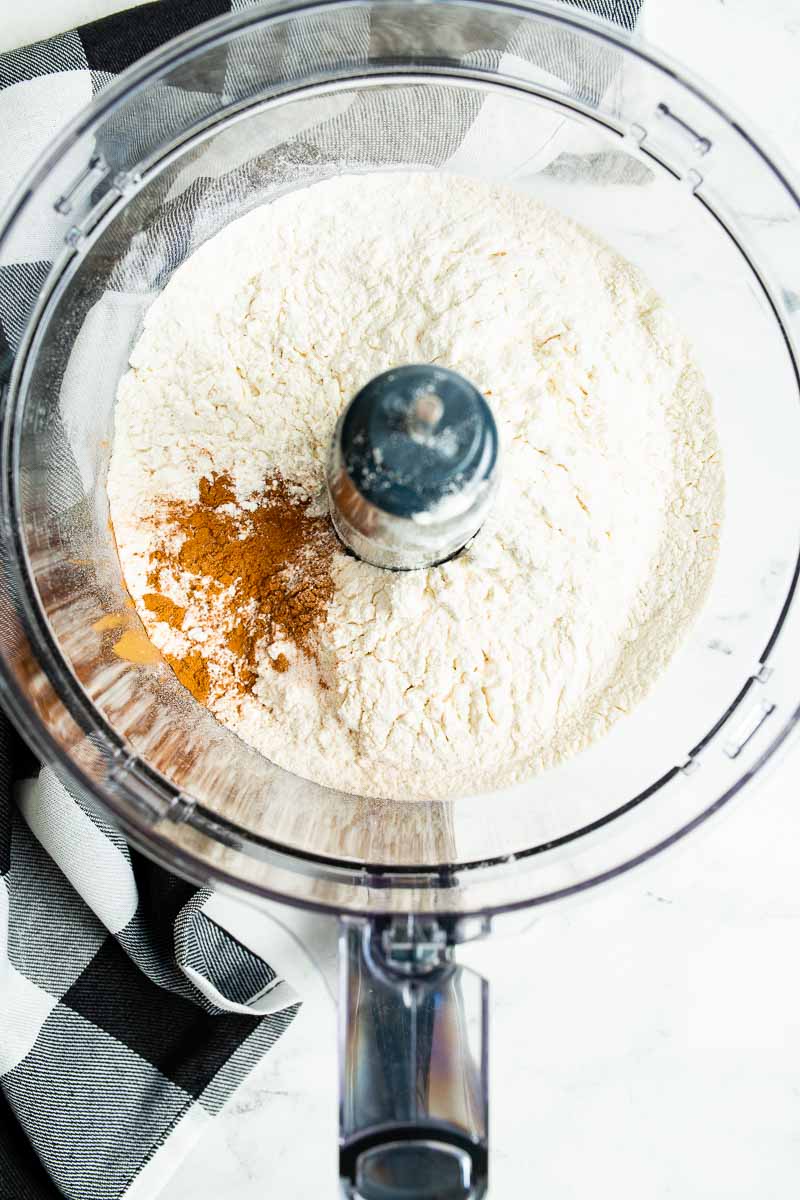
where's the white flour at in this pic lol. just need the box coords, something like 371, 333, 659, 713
108, 172, 723, 801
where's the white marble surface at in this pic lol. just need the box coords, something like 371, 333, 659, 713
4, 2, 800, 1198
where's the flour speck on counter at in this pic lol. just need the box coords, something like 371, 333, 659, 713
108, 172, 723, 800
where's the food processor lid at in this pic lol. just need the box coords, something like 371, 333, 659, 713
0, 0, 799, 919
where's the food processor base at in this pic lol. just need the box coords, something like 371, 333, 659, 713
340, 918, 489, 1200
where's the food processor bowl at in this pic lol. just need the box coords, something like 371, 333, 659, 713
1, 3, 799, 1195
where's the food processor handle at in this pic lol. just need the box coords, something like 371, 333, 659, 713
339, 917, 489, 1199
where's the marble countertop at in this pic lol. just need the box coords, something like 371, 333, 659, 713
4, 2, 800, 1198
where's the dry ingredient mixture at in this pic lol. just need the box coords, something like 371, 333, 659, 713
108, 172, 723, 801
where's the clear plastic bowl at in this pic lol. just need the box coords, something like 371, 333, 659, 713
0, 0, 799, 917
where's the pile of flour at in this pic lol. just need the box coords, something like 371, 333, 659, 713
108, 172, 723, 801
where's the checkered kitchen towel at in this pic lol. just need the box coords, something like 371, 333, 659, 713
1, 760, 301, 1200
0, 1, 643, 1198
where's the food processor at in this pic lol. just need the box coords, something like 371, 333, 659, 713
1, 2, 799, 1196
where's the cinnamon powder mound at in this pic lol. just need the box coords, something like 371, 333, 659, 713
198, 473, 236, 508
143, 593, 186, 629
146, 471, 337, 702
165, 649, 210, 704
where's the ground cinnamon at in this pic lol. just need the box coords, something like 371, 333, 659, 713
145, 471, 336, 703
165, 649, 210, 704
143, 593, 186, 629
112, 627, 162, 666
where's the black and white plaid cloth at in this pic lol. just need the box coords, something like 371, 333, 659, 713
0, 1, 642, 1197
1, 759, 300, 1200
